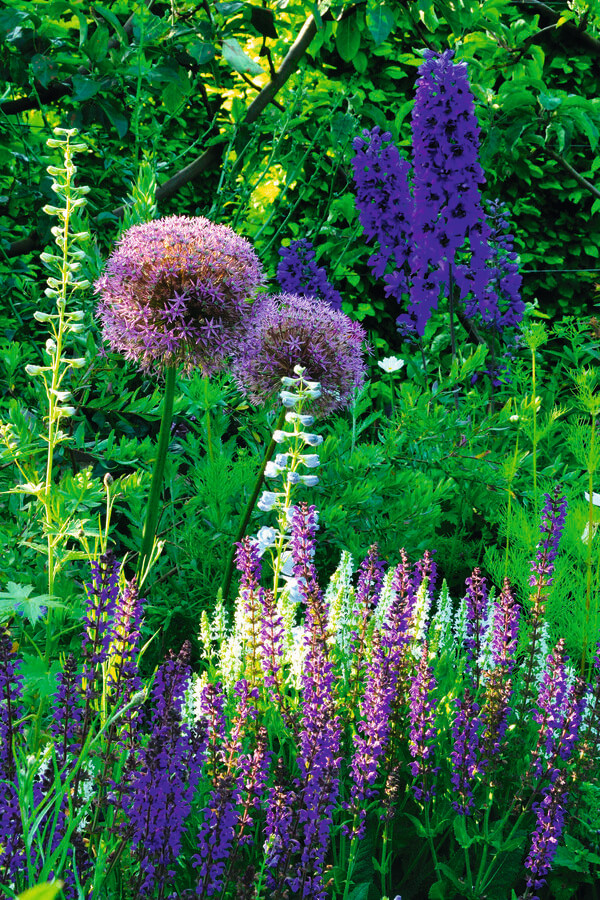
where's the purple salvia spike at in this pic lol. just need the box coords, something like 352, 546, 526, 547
264, 759, 300, 891
464, 567, 489, 686
259, 588, 286, 707
522, 769, 569, 900
529, 639, 568, 781
408, 641, 438, 802
346, 630, 397, 838
450, 687, 486, 816
490, 578, 520, 671
51, 653, 84, 769
349, 545, 385, 705
123, 641, 206, 897
235, 538, 265, 687
0, 623, 26, 881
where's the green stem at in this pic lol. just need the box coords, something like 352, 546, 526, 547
138, 365, 177, 580
582, 418, 596, 675
204, 376, 215, 464
220, 406, 286, 601
531, 348, 538, 519
342, 832, 360, 900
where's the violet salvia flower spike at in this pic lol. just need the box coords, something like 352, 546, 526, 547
408, 641, 438, 803
232, 293, 367, 416
520, 486, 568, 719
277, 239, 343, 311
123, 641, 205, 897
95, 214, 264, 375
235, 537, 265, 687
463, 567, 489, 687
450, 687, 486, 816
349, 544, 386, 707
0, 623, 26, 882
520, 770, 569, 900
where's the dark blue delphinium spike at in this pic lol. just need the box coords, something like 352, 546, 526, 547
277, 239, 343, 311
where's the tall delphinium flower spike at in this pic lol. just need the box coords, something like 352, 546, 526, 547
520, 770, 569, 900
0, 623, 26, 882
464, 199, 524, 333
408, 641, 439, 802
410, 49, 493, 337
463, 567, 489, 688
232, 293, 367, 417
450, 687, 486, 815
277, 239, 343, 311
520, 487, 568, 719
289, 502, 341, 900
123, 641, 206, 897
351, 126, 413, 292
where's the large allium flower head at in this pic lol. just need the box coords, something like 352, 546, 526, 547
277, 239, 343, 311
95, 215, 264, 374
232, 293, 368, 416
410, 48, 492, 334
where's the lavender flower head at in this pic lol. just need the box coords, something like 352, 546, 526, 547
232, 293, 367, 416
95, 215, 264, 374
277, 240, 343, 311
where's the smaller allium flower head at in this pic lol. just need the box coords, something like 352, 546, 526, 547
233, 293, 368, 416
95, 215, 264, 374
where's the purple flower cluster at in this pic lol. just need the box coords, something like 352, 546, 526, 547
0, 623, 26, 881
277, 239, 343, 311
481, 579, 519, 757
232, 293, 367, 416
351, 127, 413, 292
123, 642, 205, 896
463, 199, 524, 331
450, 688, 485, 815
522, 771, 569, 900
95, 215, 264, 374
408, 642, 438, 802
463, 566, 489, 682
530, 487, 568, 589
352, 51, 524, 338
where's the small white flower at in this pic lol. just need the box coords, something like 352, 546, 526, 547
584, 491, 600, 506
280, 390, 301, 408
274, 453, 288, 467
273, 429, 288, 443
257, 491, 279, 512
287, 471, 301, 485
509, 414, 520, 422
264, 461, 282, 478
300, 474, 319, 487
285, 412, 315, 427
378, 356, 404, 374
300, 454, 320, 468
281, 551, 295, 577
299, 432, 323, 447
256, 526, 277, 552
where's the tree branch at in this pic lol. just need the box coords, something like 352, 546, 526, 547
543, 146, 600, 200
5, 10, 324, 255
513, 0, 600, 55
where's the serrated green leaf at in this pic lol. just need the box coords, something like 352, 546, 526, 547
21, 654, 62, 698
222, 38, 262, 75
366, 2, 394, 44
0, 583, 64, 625
336, 18, 361, 62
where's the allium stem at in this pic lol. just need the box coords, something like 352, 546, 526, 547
221, 406, 286, 601
138, 364, 177, 582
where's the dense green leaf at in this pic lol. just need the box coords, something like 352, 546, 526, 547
366, 2, 395, 44
336, 17, 361, 62
222, 37, 263, 75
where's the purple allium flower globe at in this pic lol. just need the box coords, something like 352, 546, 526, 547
233, 293, 368, 416
95, 215, 265, 374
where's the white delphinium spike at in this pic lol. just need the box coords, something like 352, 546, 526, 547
192, 671, 209, 722
411, 577, 431, 651
219, 633, 243, 695
430, 579, 454, 654
477, 586, 497, 678
373, 567, 397, 632
325, 550, 354, 643
453, 591, 469, 651
533, 620, 552, 690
